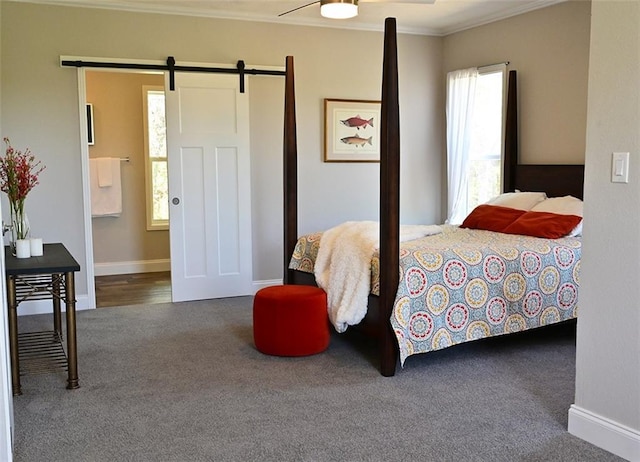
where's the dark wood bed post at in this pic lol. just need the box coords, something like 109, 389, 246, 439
378, 18, 400, 377
283, 56, 298, 284
503, 70, 518, 193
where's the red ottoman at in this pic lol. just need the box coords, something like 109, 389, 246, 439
253, 285, 329, 357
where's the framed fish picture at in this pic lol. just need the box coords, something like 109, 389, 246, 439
324, 98, 381, 162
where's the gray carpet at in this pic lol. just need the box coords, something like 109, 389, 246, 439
12, 297, 621, 462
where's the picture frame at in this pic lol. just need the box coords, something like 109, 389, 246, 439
86, 103, 95, 146
324, 98, 381, 162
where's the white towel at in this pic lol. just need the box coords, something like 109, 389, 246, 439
96, 158, 113, 187
90, 158, 122, 217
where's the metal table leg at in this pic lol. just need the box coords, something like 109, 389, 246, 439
6, 276, 21, 396
64, 271, 79, 390
52, 274, 62, 336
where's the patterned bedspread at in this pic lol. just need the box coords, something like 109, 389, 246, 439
289, 224, 581, 365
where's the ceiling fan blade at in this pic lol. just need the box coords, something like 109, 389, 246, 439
278, 1, 320, 16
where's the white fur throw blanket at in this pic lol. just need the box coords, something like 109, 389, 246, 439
314, 221, 442, 333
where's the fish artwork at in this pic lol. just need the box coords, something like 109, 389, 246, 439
340, 115, 374, 130
340, 134, 373, 147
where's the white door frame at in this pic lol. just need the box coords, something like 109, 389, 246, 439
66, 56, 283, 307
0, 200, 14, 458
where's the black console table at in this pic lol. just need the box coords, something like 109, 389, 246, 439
4, 243, 81, 395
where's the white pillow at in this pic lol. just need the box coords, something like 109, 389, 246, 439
531, 195, 583, 236
530, 195, 583, 216
486, 191, 548, 211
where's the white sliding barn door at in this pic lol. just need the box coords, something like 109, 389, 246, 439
165, 72, 253, 302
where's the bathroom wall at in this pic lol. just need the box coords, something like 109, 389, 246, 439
87, 70, 169, 275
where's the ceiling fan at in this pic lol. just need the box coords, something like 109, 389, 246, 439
278, 0, 435, 20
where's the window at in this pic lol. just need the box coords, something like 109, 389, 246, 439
466, 67, 505, 212
142, 86, 169, 230
446, 65, 506, 224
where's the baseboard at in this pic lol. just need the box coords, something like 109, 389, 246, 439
16, 278, 283, 316
568, 404, 640, 461
251, 279, 282, 294
94, 259, 170, 276
16, 294, 93, 317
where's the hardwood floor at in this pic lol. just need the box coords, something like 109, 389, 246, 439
95, 271, 171, 308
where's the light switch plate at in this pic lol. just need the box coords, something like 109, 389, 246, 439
611, 152, 629, 183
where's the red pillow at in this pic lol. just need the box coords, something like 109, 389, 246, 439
460, 205, 525, 232
502, 211, 582, 238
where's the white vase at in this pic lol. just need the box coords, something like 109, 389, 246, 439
15, 239, 31, 258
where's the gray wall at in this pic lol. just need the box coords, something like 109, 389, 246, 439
442, 0, 591, 216
0, 2, 592, 300
570, 1, 640, 458
443, 1, 590, 165
0, 2, 443, 299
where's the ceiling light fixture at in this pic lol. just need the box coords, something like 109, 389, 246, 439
320, 0, 359, 19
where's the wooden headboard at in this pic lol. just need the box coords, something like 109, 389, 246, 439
503, 70, 585, 199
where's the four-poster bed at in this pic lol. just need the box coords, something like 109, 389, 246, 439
282, 18, 584, 376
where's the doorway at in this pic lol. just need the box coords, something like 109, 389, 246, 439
79, 62, 255, 308
86, 70, 172, 308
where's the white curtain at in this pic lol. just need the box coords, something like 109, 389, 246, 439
446, 67, 478, 224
